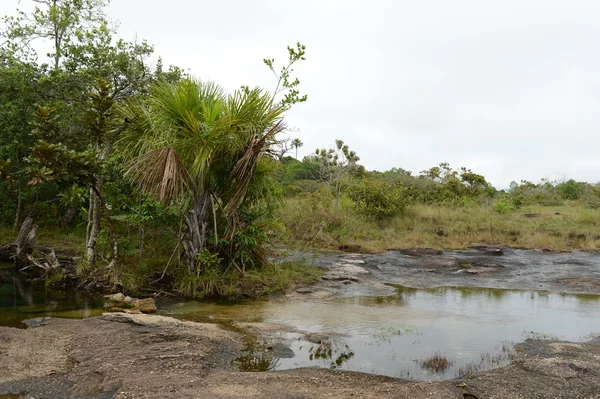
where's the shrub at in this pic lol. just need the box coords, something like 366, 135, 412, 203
494, 199, 515, 214
348, 179, 408, 220
557, 179, 582, 200
175, 249, 225, 298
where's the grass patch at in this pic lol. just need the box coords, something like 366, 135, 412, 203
174, 260, 323, 300
420, 353, 454, 373
277, 198, 600, 252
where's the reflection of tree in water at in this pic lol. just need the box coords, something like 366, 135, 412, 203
308, 340, 355, 369
233, 354, 280, 372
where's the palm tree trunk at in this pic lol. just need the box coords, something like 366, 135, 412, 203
182, 192, 210, 273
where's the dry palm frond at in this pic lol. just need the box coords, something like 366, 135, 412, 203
126, 147, 190, 204
225, 120, 286, 223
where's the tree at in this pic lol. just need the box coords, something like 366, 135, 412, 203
117, 79, 287, 272
24, 78, 120, 271
459, 168, 488, 196
0, 49, 47, 228
306, 139, 360, 205
2, 0, 109, 69
272, 136, 293, 161
557, 179, 582, 200
348, 179, 407, 220
291, 138, 303, 159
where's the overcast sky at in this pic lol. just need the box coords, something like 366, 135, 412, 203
2, 0, 600, 187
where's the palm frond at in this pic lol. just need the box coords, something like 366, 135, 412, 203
126, 147, 190, 204
225, 119, 287, 222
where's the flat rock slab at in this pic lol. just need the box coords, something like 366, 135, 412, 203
2, 316, 600, 398
356, 248, 600, 294
322, 263, 370, 283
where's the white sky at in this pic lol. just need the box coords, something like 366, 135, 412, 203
2, 0, 600, 187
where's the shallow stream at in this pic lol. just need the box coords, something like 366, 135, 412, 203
159, 285, 600, 380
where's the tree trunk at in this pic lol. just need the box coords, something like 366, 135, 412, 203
1, 217, 38, 264
86, 145, 111, 264
12, 186, 22, 231
98, 192, 118, 270
89, 184, 119, 272
138, 226, 144, 252
182, 192, 210, 273
86, 185, 101, 264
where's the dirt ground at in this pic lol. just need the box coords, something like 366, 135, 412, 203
1, 313, 600, 399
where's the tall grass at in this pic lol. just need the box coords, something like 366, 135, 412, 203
277, 196, 600, 252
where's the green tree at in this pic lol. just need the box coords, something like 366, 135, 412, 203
306, 139, 360, 205
557, 179, 582, 200
0, 49, 49, 227
117, 79, 287, 272
291, 138, 303, 159
2, 0, 109, 69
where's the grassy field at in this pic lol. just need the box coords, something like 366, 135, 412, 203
277, 197, 600, 253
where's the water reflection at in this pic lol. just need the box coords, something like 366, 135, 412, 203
3, 259, 600, 381
0, 265, 104, 328
164, 284, 600, 381
233, 335, 281, 372
307, 340, 355, 369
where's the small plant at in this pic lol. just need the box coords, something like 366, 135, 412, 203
420, 353, 453, 373
174, 249, 224, 298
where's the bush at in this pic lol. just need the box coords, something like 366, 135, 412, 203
494, 199, 515, 214
175, 249, 225, 298
556, 179, 582, 200
348, 179, 408, 220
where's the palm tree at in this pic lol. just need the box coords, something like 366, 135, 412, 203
116, 78, 286, 272
291, 138, 303, 159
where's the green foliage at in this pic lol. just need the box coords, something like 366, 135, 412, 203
26, 140, 102, 186
348, 179, 407, 220
175, 258, 322, 299
493, 199, 515, 214
175, 249, 224, 298
263, 42, 307, 109
305, 139, 360, 201
2, 0, 110, 68
556, 179, 583, 200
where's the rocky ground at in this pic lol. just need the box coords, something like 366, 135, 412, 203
2, 247, 600, 398
1, 313, 600, 399
303, 247, 600, 295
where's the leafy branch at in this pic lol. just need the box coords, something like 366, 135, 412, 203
263, 42, 307, 109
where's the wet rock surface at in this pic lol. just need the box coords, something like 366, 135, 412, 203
292, 247, 600, 297
1, 315, 600, 398
355, 248, 600, 294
